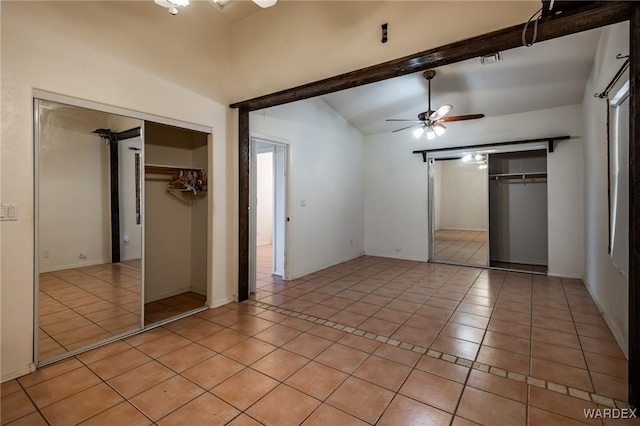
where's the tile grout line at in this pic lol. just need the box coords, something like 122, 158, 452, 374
246, 299, 628, 410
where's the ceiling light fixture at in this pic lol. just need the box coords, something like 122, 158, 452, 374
154, 0, 190, 15
252, 0, 278, 8
413, 126, 425, 138
210, 0, 277, 9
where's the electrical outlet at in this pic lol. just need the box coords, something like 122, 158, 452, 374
43, 250, 49, 259
79, 252, 87, 260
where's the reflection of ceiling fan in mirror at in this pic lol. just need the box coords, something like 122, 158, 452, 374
386, 70, 484, 140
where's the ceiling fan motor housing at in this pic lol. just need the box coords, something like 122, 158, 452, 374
418, 111, 434, 121
423, 70, 437, 80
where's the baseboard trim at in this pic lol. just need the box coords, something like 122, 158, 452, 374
289, 252, 365, 281
1, 363, 36, 383
145, 286, 191, 303
39, 259, 109, 273
583, 279, 629, 360
363, 251, 429, 263
211, 297, 235, 308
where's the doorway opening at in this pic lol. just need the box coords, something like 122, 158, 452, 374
250, 138, 288, 294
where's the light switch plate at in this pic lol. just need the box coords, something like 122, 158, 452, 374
1, 204, 18, 221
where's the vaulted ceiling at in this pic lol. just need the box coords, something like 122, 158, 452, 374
320, 26, 604, 136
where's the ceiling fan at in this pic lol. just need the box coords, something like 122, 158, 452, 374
386, 70, 484, 139
155, 0, 277, 15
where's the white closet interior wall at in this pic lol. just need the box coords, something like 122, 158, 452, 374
144, 123, 208, 303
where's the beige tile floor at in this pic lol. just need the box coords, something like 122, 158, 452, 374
434, 230, 548, 273
434, 230, 488, 266
38, 262, 206, 362
5, 255, 634, 425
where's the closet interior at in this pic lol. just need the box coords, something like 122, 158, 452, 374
144, 122, 209, 325
488, 150, 548, 272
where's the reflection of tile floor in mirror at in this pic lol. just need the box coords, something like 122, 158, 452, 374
434, 229, 488, 266
8, 255, 630, 425
38, 263, 143, 361
40, 262, 207, 361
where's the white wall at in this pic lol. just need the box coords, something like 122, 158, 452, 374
38, 105, 112, 272
435, 160, 488, 231
1, 1, 233, 381
191, 144, 209, 296
250, 98, 365, 279
256, 151, 274, 246
364, 134, 430, 261
364, 104, 584, 274
231, 1, 540, 101
582, 22, 629, 356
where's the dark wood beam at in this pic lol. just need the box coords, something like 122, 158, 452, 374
238, 108, 250, 302
230, 1, 630, 112
629, 1, 640, 409
412, 136, 570, 162
109, 141, 120, 263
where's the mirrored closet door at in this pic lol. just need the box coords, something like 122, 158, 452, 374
429, 156, 489, 267
35, 98, 211, 365
36, 99, 144, 362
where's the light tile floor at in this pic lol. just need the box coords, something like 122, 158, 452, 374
435, 230, 548, 273
434, 230, 488, 266
5, 256, 635, 425
39, 262, 206, 362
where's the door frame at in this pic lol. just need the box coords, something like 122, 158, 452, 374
249, 136, 290, 294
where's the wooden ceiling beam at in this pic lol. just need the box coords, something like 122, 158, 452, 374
230, 1, 630, 112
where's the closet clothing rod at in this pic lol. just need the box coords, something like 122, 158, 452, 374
489, 172, 547, 180
145, 163, 205, 175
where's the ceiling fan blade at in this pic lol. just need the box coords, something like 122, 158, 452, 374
392, 124, 421, 133
252, 0, 277, 7
386, 119, 423, 122
429, 104, 452, 121
441, 114, 485, 122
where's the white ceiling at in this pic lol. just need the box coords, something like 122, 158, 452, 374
320, 27, 603, 136
208, 0, 265, 23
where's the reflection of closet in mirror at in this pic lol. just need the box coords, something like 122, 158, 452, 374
36, 99, 143, 362
488, 150, 548, 273
144, 122, 208, 325
431, 157, 488, 267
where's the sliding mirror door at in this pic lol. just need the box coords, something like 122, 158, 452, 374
429, 156, 489, 267
36, 99, 143, 363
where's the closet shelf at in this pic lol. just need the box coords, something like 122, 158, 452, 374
489, 172, 547, 180
145, 164, 205, 175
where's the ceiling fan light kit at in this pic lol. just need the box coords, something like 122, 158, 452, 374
386, 70, 484, 140
154, 0, 189, 15
155, 0, 277, 14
